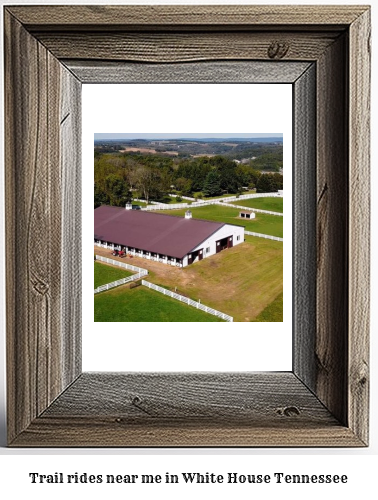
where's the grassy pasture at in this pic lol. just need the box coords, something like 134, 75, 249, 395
94, 236, 283, 322
158, 204, 283, 238
94, 262, 133, 289
132, 200, 147, 207
94, 285, 224, 322
252, 292, 283, 322
99, 239, 282, 322
230, 196, 283, 213
166, 196, 192, 205
94, 201, 283, 321
170, 239, 283, 322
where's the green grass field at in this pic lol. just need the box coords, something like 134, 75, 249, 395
132, 200, 147, 207
252, 292, 283, 322
166, 196, 192, 205
158, 204, 283, 238
94, 285, 224, 322
119, 238, 282, 322
94, 199, 283, 322
179, 238, 283, 322
230, 196, 283, 213
94, 262, 133, 289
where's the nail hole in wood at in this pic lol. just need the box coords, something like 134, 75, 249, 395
277, 406, 300, 417
132, 396, 141, 406
268, 41, 289, 59
32, 279, 49, 295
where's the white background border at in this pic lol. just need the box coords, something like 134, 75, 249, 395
0, 3, 376, 498
85, 83, 292, 372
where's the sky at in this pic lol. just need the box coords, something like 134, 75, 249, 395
94, 133, 283, 140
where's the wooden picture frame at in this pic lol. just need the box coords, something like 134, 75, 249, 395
4, 5, 370, 447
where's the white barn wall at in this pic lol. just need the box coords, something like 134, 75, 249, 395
190, 224, 244, 261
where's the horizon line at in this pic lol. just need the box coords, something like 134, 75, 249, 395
94, 134, 283, 140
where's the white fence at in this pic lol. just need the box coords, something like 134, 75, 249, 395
95, 255, 148, 274
140, 193, 282, 212
143, 200, 220, 211
142, 280, 233, 322
149, 200, 167, 205
222, 192, 280, 202
168, 194, 196, 201
94, 270, 148, 294
219, 201, 283, 216
245, 231, 283, 242
143, 203, 189, 210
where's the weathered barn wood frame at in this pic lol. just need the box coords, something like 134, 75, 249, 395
4, 5, 370, 447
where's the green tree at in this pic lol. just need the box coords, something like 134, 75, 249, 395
104, 174, 131, 206
256, 173, 283, 193
250, 150, 283, 172
135, 166, 161, 204
94, 184, 109, 208
203, 170, 222, 197
272, 173, 284, 190
210, 156, 240, 193
175, 158, 211, 192
235, 165, 261, 188
175, 177, 193, 195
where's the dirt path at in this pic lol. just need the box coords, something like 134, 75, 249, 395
94, 246, 185, 283
94, 246, 225, 307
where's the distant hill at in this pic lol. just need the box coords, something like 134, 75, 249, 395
94, 137, 283, 161
94, 137, 283, 144
177, 137, 283, 143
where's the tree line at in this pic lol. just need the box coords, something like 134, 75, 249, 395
94, 152, 283, 208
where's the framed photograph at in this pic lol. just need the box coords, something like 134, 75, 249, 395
87, 86, 291, 371
4, 5, 370, 447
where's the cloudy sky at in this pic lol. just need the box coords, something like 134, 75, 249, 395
94, 133, 283, 140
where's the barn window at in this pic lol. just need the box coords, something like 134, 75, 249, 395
206, 247, 210, 253
237, 235, 240, 241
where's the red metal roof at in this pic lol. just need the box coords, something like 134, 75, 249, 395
94, 205, 225, 259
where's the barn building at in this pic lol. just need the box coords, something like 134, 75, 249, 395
94, 205, 244, 267
239, 211, 256, 219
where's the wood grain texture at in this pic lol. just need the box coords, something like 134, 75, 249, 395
11, 373, 363, 447
4, 5, 370, 447
37, 32, 339, 63
65, 60, 311, 84
60, 68, 82, 389
7, 5, 367, 29
4, 11, 81, 444
348, 8, 371, 445
316, 34, 349, 427
11, 421, 363, 448
293, 64, 317, 390
5, 11, 61, 442
42, 373, 336, 422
